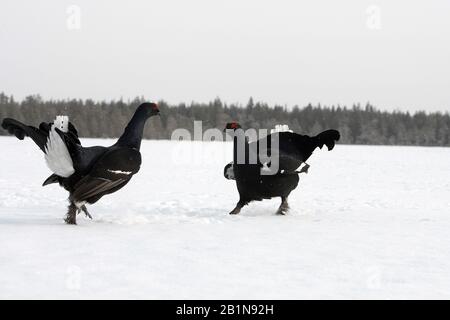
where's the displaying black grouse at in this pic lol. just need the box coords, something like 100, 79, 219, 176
1, 102, 160, 224
224, 122, 340, 215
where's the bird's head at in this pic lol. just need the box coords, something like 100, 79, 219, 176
223, 122, 242, 138
138, 102, 160, 117
223, 122, 242, 132
223, 162, 235, 180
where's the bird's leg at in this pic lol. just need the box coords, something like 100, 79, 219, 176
229, 200, 245, 215
64, 202, 77, 225
73, 204, 92, 219
81, 205, 92, 219
276, 196, 289, 215
299, 162, 310, 174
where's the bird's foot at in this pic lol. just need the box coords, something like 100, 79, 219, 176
229, 204, 243, 215
74, 205, 92, 219
276, 199, 289, 215
229, 208, 241, 215
64, 212, 77, 225
80, 205, 92, 219
64, 217, 77, 224
65, 203, 78, 224
275, 206, 289, 215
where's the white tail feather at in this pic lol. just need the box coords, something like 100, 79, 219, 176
44, 116, 75, 177
271, 124, 293, 134
54, 116, 69, 133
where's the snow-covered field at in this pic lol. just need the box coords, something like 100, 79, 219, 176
0, 136, 449, 299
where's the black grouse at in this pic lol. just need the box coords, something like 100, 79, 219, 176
224, 122, 340, 215
1, 102, 160, 224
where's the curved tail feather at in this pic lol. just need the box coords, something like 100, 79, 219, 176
1, 118, 48, 152
42, 174, 60, 186
316, 129, 340, 151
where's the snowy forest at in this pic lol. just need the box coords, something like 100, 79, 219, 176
0, 92, 449, 146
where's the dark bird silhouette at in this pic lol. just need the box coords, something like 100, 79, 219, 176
224, 122, 340, 215
1, 102, 160, 224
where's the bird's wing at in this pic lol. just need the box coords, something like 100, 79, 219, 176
275, 154, 304, 172
70, 177, 128, 204
70, 147, 142, 204
249, 132, 305, 172
57, 130, 108, 174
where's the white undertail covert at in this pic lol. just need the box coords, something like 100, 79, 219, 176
44, 116, 75, 177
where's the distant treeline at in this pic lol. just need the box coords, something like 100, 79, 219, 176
0, 93, 449, 146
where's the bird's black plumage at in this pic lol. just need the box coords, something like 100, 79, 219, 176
224, 123, 340, 215
1, 102, 160, 224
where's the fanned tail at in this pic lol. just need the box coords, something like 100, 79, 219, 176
2, 117, 81, 152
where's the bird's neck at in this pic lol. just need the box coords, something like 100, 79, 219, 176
233, 131, 249, 164
116, 112, 148, 150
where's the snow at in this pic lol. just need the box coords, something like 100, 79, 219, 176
0, 136, 449, 299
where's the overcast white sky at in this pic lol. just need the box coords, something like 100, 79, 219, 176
1, 0, 449, 112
